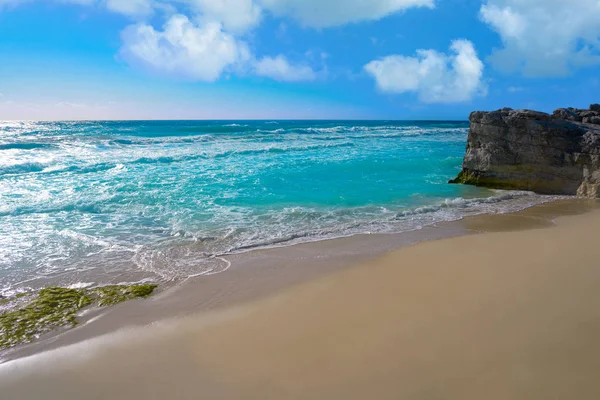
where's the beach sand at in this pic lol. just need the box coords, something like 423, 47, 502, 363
1, 199, 600, 399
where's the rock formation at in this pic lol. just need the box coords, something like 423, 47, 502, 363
450, 104, 600, 197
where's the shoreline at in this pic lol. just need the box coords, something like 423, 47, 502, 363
1, 197, 600, 398
0, 189, 559, 300
1, 197, 597, 363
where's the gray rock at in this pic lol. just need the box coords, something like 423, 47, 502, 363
590, 104, 600, 112
553, 108, 582, 121
583, 116, 600, 125
578, 111, 599, 119
450, 107, 600, 197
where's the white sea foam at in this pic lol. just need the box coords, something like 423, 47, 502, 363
67, 282, 95, 289
0, 120, 563, 291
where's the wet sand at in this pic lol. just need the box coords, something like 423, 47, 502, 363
3, 199, 588, 361
1, 199, 600, 399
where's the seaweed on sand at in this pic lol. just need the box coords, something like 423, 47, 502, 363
0, 284, 158, 350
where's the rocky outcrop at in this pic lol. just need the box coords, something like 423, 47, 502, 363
450, 104, 600, 197
551, 105, 600, 123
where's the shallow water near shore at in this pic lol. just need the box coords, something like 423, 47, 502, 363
1, 199, 599, 399
0, 120, 566, 297
2, 198, 596, 362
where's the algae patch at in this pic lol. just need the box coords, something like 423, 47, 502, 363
0, 284, 158, 350
0, 288, 91, 350
90, 284, 158, 307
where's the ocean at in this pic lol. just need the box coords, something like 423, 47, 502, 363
0, 120, 559, 296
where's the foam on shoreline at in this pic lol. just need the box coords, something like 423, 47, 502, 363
1, 198, 597, 363
1, 198, 599, 399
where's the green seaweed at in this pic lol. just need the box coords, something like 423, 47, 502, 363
449, 169, 480, 185
90, 284, 158, 307
0, 284, 158, 350
0, 288, 91, 350
449, 170, 531, 191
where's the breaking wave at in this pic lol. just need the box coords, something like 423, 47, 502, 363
1, 119, 564, 293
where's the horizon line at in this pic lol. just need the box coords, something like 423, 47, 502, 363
1, 118, 470, 122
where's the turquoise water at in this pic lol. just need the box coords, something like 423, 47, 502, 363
0, 120, 553, 294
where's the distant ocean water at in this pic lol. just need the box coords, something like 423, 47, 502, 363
0, 120, 561, 296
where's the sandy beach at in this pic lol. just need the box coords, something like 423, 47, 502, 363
1, 199, 599, 399
3, 0, 600, 398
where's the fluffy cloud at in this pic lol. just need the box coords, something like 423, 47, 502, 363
120, 14, 249, 81
105, 0, 155, 18
254, 55, 316, 82
364, 40, 486, 103
480, 0, 600, 76
2, 0, 441, 84
259, 0, 434, 28
182, 0, 262, 33
3, 0, 436, 28
0, 0, 155, 17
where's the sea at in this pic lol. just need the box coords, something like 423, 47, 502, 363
0, 120, 562, 296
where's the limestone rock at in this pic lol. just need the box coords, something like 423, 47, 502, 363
450, 106, 600, 197
578, 111, 599, 119
583, 116, 600, 125
553, 108, 581, 121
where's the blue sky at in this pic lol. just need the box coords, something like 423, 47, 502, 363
0, 0, 599, 120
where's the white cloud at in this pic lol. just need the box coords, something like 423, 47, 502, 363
120, 14, 249, 81
182, 0, 262, 33
1, 0, 440, 85
3, 0, 436, 28
254, 55, 316, 82
259, 0, 434, 28
364, 40, 486, 103
1, 0, 154, 17
105, 0, 155, 18
480, 0, 600, 76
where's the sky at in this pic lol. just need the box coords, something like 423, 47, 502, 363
0, 0, 599, 120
